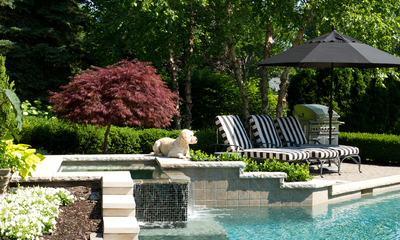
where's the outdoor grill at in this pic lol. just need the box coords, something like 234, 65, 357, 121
293, 104, 344, 145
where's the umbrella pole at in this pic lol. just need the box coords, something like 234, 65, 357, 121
329, 64, 333, 145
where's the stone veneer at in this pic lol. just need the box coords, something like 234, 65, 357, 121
156, 158, 335, 207
10, 154, 400, 209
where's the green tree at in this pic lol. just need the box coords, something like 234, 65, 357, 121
86, 0, 216, 129
0, 0, 91, 102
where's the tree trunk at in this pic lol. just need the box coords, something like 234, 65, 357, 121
184, 17, 194, 129
276, 66, 291, 117
169, 47, 181, 129
103, 123, 111, 153
276, 2, 315, 117
226, 2, 250, 132
261, 23, 274, 115
227, 33, 250, 131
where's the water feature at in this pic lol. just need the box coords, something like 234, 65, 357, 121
139, 190, 400, 239
58, 157, 191, 223
59, 165, 154, 179
133, 181, 189, 222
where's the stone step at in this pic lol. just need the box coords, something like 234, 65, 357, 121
103, 195, 136, 217
102, 172, 134, 195
103, 217, 139, 240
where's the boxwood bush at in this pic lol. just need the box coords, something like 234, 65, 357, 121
21, 116, 400, 166
20, 116, 215, 155
340, 132, 400, 164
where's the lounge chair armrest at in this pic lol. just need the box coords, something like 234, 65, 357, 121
309, 140, 322, 144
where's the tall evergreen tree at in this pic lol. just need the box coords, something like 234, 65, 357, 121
0, 0, 91, 102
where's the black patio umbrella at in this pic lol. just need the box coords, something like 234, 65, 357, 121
256, 26, 400, 144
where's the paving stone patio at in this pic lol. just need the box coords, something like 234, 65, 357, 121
312, 162, 400, 182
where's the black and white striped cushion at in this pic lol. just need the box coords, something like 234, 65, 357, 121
242, 148, 309, 161
248, 115, 282, 148
328, 145, 359, 156
285, 146, 338, 159
215, 115, 253, 151
274, 116, 308, 146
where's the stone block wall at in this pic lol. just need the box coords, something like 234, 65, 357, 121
179, 166, 328, 207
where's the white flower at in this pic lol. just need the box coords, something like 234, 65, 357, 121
13, 152, 22, 159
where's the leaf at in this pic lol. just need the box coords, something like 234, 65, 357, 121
4, 89, 23, 131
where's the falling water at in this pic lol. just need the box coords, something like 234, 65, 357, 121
133, 182, 189, 223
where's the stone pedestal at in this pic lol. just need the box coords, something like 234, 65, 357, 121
0, 168, 11, 195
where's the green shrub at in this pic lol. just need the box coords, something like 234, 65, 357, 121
191, 150, 314, 182
20, 116, 80, 154
340, 132, 400, 164
244, 159, 314, 182
75, 124, 104, 154
20, 116, 215, 155
108, 126, 140, 154
21, 100, 54, 119
0, 56, 19, 139
189, 128, 215, 153
190, 150, 245, 161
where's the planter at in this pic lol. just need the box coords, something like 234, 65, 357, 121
0, 168, 11, 195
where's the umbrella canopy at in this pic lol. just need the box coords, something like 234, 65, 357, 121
256, 26, 400, 144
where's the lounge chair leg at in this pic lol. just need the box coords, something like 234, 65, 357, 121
319, 159, 325, 178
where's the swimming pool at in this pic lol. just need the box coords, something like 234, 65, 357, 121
139, 190, 400, 239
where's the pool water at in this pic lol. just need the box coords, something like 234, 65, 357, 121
59, 165, 154, 179
139, 190, 400, 239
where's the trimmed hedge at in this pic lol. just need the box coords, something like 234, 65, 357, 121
340, 132, 400, 164
21, 117, 399, 165
20, 116, 215, 155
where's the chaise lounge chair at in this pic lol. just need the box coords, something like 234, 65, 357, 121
214, 115, 310, 170
273, 115, 362, 175
248, 115, 340, 177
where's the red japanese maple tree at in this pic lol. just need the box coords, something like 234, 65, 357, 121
49, 59, 180, 153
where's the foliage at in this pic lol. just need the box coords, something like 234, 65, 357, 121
244, 159, 314, 182
0, 135, 45, 181
0, 186, 75, 240
190, 150, 313, 182
20, 116, 191, 155
0, 56, 22, 140
108, 126, 141, 154
188, 68, 279, 129
288, 68, 400, 134
21, 100, 54, 119
0, 0, 92, 102
189, 149, 218, 161
50, 59, 179, 128
340, 132, 400, 164
190, 150, 247, 162
49, 59, 180, 153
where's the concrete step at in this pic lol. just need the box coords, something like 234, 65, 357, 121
103, 195, 136, 217
103, 217, 139, 240
102, 172, 134, 195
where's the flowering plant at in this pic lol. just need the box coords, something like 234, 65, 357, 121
0, 186, 75, 240
0, 134, 45, 181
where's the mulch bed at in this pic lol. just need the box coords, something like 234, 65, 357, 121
42, 186, 102, 240
1, 186, 102, 240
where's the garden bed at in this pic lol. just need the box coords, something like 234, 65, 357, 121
0, 186, 102, 240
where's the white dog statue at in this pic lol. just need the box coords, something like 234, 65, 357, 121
152, 129, 198, 159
